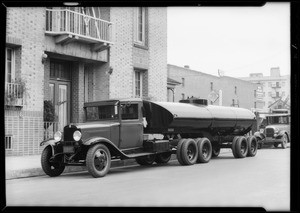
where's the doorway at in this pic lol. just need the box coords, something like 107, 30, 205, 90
49, 60, 71, 131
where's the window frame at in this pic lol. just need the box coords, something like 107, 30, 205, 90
5, 47, 15, 83
134, 7, 146, 46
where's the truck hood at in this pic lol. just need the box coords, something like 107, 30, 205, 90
71, 121, 120, 130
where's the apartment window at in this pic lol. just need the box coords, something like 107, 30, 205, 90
276, 92, 280, 97
210, 82, 213, 91
5, 135, 13, 150
50, 60, 71, 80
234, 86, 237, 95
182, 78, 185, 87
276, 82, 280, 87
134, 7, 146, 46
134, 70, 143, 98
5, 48, 15, 83
232, 99, 235, 106
254, 90, 257, 98
254, 102, 257, 108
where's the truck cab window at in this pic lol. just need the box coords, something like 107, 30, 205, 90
121, 104, 139, 120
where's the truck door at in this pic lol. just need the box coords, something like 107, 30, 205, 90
119, 102, 143, 149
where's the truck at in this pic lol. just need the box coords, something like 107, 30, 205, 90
254, 113, 290, 149
40, 98, 258, 178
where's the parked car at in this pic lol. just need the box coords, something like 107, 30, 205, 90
254, 113, 290, 149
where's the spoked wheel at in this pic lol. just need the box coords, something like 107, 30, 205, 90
86, 144, 111, 178
246, 136, 258, 157
235, 136, 248, 158
41, 145, 65, 177
155, 152, 172, 164
196, 138, 212, 163
281, 134, 288, 149
136, 154, 156, 165
180, 138, 198, 165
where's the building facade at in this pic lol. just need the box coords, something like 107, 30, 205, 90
5, 7, 167, 156
240, 67, 290, 112
168, 64, 260, 110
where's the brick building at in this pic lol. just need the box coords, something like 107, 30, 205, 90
5, 7, 167, 156
240, 67, 290, 113
167, 64, 260, 110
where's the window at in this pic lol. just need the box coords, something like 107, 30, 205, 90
210, 82, 213, 91
134, 70, 143, 98
5, 135, 13, 150
234, 86, 237, 95
254, 102, 257, 108
181, 93, 185, 100
254, 90, 257, 98
232, 99, 235, 106
134, 7, 146, 45
276, 92, 280, 97
5, 48, 15, 83
50, 60, 71, 80
276, 82, 280, 87
86, 105, 118, 121
121, 104, 138, 120
182, 78, 185, 87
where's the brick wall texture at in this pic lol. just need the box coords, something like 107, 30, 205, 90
5, 7, 168, 156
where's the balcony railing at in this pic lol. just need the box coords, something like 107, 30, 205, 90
44, 122, 59, 140
45, 8, 113, 44
5, 82, 24, 106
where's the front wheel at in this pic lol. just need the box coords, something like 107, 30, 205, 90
41, 145, 65, 177
281, 134, 288, 149
86, 144, 111, 178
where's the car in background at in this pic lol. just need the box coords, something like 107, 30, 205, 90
254, 113, 290, 149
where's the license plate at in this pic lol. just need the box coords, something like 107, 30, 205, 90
63, 146, 75, 153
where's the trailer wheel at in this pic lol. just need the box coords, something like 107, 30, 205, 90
180, 138, 198, 165
235, 136, 248, 158
231, 136, 239, 158
196, 138, 212, 163
246, 136, 258, 157
136, 154, 156, 165
41, 145, 65, 177
155, 152, 172, 164
176, 138, 186, 165
86, 143, 111, 178
212, 146, 220, 158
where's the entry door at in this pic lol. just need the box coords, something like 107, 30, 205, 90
49, 81, 70, 131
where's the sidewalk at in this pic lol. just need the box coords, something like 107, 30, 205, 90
5, 155, 139, 180
5, 154, 178, 180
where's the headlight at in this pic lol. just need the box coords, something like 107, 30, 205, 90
73, 130, 82, 141
260, 129, 264, 133
54, 131, 62, 141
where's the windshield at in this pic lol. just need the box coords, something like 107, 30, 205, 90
85, 105, 118, 121
267, 116, 289, 125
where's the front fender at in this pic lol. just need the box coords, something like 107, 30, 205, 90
276, 131, 287, 139
254, 131, 265, 141
40, 138, 59, 146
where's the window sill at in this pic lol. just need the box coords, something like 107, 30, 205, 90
133, 43, 149, 50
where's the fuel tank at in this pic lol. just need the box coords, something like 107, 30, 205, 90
143, 101, 256, 135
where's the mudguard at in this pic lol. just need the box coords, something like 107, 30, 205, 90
40, 138, 58, 147
276, 131, 287, 139
254, 131, 265, 141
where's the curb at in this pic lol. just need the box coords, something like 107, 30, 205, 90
6, 155, 177, 180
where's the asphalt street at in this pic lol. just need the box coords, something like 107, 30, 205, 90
6, 146, 290, 211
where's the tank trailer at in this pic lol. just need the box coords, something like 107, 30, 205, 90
40, 98, 258, 178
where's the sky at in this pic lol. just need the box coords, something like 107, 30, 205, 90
167, 2, 290, 78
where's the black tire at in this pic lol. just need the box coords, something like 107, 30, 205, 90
231, 136, 239, 158
196, 138, 212, 163
274, 143, 279, 148
176, 138, 186, 165
246, 136, 258, 157
235, 136, 248, 158
155, 152, 172, 164
180, 138, 198, 165
86, 143, 111, 178
281, 134, 288, 149
212, 146, 220, 158
136, 154, 156, 165
41, 145, 65, 177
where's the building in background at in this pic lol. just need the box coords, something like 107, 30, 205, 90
5, 7, 167, 156
167, 64, 260, 110
240, 67, 290, 113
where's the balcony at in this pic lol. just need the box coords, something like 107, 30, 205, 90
5, 82, 24, 106
45, 9, 113, 51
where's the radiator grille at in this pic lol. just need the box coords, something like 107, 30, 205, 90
265, 128, 275, 137
63, 126, 77, 141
